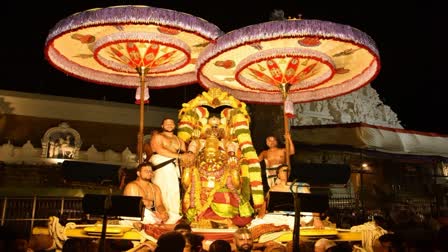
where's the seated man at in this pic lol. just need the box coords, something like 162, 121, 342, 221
256, 165, 324, 229
258, 134, 295, 189
122, 162, 180, 225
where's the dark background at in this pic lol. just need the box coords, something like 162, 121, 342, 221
4, 1, 445, 134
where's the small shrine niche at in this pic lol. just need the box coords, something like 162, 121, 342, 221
41, 122, 81, 159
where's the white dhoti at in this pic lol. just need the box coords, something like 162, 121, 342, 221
150, 154, 181, 217
266, 164, 281, 188
119, 209, 162, 226
120, 208, 181, 226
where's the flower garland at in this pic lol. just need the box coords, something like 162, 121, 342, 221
230, 112, 264, 208
178, 88, 264, 210
191, 165, 230, 217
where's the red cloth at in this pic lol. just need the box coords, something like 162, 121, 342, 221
143, 224, 173, 239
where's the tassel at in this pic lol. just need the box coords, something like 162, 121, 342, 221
284, 96, 295, 118
135, 86, 150, 104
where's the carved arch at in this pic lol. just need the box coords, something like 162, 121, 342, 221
41, 122, 82, 159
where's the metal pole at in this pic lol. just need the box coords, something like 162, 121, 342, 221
60, 197, 65, 216
136, 66, 148, 164
360, 151, 366, 220
1, 197, 7, 226
279, 83, 300, 252
98, 189, 113, 252
292, 192, 301, 252
360, 170, 364, 219
279, 83, 292, 171
283, 104, 291, 170
98, 213, 108, 252
30, 196, 37, 238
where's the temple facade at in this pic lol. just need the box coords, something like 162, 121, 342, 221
1, 87, 447, 236
291, 85, 402, 129
0, 89, 178, 166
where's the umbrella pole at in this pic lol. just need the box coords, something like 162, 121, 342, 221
283, 104, 291, 169
280, 83, 301, 252
279, 83, 292, 170
137, 66, 148, 164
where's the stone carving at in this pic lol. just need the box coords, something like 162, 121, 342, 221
104, 149, 121, 163
291, 86, 402, 128
41, 122, 82, 159
0, 141, 14, 159
2, 140, 137, 167
55, 136, 75, 158
121, 147, 136, 163
0, 97, 13, 115
86, 145, 103, 161
21, 140, 36, 158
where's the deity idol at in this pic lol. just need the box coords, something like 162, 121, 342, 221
181, 132, 253, 228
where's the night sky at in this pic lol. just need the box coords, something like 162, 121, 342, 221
4, 1, 446, 134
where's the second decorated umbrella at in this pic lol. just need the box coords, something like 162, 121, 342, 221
45, 5, 223, 163
197, 18, 380, 168
197, 18, 380, 250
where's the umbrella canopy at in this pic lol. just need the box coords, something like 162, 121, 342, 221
45, 5, 223, 89
45, 5, 223, 163
197, 19, 380, 104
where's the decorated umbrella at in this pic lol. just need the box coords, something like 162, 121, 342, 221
197, 18, 380, 250
197, 18, 380, 167
45, 5, 223, 163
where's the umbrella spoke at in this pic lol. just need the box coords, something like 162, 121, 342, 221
143, 44, 159, 66
247, 67, 277, 85
126, 42, 142, 66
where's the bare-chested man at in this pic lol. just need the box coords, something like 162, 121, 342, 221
149, 118, 188, 218
258, 133, 295, 188
123, 162, 170, 224
143, 129, 159, 162
266, 165, 324, 228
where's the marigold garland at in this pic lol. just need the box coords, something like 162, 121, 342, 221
178, 88, 264, 210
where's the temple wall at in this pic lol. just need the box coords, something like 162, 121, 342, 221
0, 89, 176, 127
0, 90, 178, 153
1, 114, 142, 153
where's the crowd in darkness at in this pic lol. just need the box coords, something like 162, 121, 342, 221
2, 219, 448, 251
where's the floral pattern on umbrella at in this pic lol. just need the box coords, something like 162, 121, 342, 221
45, 5, 223, 89
197, 19, 380, 104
